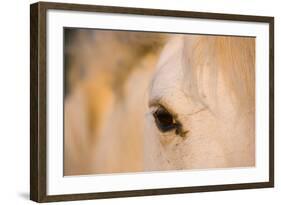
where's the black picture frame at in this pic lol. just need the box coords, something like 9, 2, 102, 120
30, 1, 274, 202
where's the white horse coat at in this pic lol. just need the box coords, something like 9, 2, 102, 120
64, 32, 255, 175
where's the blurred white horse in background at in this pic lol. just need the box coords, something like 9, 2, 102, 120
64, 30, 255, 175
64, 30, 168, 175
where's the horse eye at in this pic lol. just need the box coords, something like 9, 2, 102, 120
153, 106, 179, 133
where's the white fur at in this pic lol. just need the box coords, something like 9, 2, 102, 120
144, 35, 255, 171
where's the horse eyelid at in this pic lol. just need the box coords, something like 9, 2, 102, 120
149, 98, 178, 118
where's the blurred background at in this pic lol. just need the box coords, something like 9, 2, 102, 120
63, 28, 169, 175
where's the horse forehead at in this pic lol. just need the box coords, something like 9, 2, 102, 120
150, 35, 236, 117
148, 37, 203, 115
151, 37, 184, 95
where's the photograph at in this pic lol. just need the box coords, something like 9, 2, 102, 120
63, 29, 256, 176
30, 2, 274, 202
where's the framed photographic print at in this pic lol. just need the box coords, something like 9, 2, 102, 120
30, 1, 274, 202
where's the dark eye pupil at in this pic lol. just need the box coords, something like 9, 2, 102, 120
153, 106, 178, 132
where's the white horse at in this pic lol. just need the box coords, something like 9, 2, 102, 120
144, 35, 255, 170
64, 31, 255, 175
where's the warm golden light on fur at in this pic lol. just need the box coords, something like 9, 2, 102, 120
63, 29, 255, 175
